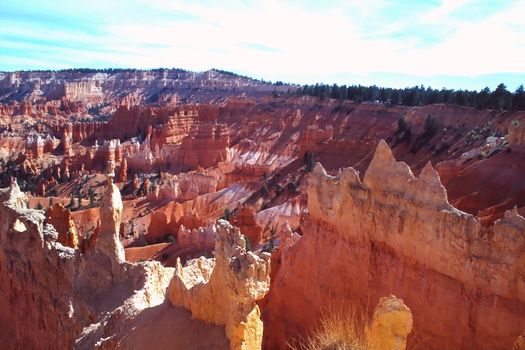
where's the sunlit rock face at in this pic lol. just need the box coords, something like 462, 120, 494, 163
168, 220, 271, 350
2, 69, 525, 350
0, 179, 183, 349
262, 140, 525, 350
96, 174, 126, 272
367, 296, 413, 350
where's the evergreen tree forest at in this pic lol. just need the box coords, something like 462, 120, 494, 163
295, 83, 525, 111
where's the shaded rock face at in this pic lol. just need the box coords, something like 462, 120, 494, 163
262, 140, 525, 350
168, 220, 271, 350
509, 117, 525, 146
45, 202, 79, 248
230, 206, 263, 249
0, 182, 78, 349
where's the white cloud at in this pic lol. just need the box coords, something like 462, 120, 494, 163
1, 0, 524, 88
420, 0, 473, 23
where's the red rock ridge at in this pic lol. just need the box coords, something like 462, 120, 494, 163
262, 140, 525, 350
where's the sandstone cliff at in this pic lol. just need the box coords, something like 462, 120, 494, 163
263, 140, 525, 350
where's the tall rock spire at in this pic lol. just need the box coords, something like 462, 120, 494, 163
96, 160, 125, 262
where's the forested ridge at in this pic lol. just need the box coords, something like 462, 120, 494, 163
295, 83, 525, 111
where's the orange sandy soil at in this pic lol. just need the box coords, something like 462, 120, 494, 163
125, 243, 170, 263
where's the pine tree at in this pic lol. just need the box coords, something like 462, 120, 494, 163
89, 188, 96, 207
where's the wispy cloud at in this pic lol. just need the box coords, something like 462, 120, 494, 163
0, 0, 523, 89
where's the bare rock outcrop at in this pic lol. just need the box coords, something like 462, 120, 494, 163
0, 181, 79, 349
298, 124, 333, 153
168, 220, 271, 350
0, 178, 190, 349
367, 296, 413, 350
178, 223, 216, 252
96, 169, 125, 264
263, 140, 525, 350
45, 202, 79, 248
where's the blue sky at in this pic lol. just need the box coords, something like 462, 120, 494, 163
1, 0, 524, 90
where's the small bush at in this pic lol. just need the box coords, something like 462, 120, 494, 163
292, 305, 369, 350
221, 208, 231, 221
304, 151, 316, 172
165, 234, 176, 243
424, 114, 438, 137
397, 115, 408, 132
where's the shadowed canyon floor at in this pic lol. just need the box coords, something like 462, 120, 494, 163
0, 70, 524, 349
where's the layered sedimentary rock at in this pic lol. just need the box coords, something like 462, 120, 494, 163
168, 220, 271, 350
178, 123, 229, 169
103, 107, 229, 173
263, 140, 525, 350
59, 123, 73, 155
151, 108, 200, 146
69, 122, 103, 143
0, 69, 281, 104
298, 124, 334, 153
0, 180, 80, 349
154, 172, 220, 202
64, 81, 103, 102
0, 178, 194, 349
25, 134, 44, 159
145, 183, 253, 243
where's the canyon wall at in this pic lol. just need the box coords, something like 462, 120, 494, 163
0, 69, 287, 104
263, 140, 525, 350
